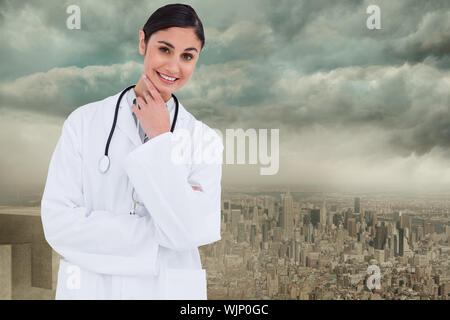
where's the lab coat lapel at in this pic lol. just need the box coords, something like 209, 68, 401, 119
112, 89, 188, 147
116, 93, 142, 147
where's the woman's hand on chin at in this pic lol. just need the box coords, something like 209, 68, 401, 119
131, 74, 170, 139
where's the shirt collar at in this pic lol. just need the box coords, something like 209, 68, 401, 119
126, 87, 175, 113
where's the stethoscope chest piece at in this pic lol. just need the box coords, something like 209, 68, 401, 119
98, 155, 110, 174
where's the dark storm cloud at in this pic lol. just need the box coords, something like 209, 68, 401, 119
0, 62, 143, 117
189, 63, 449, 159
0, 0, 164, 80
1, 0, 450, 192
256, 0, 450, 73
384, 10, 450, 67
261, 0, 364, 41
390, 105, 450, 157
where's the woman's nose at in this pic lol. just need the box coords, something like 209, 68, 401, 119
163, 58, 180, 77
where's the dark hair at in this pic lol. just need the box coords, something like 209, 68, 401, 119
142, 4, 205, 50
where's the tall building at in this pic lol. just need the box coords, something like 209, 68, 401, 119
320, 200, 327, 226
393, 234, 398, 257
273, 227, 282, 242
344, 210, 352, 229
400, 214, 411, 230
306, 223, 314, 243
310, 209, 320, 227
347, 218, 357, 238
372, 212, 377, 227
265, 196, 275, 219
262, 221, 269, 242
375, 223, 387, 250
424, 221, 434, 235
263, 196, 271, 210
237, 222, 246, 243
231, 209, 241, 233
392, 227, 400, 257
327, 213, 334, 227
250, 224, 257, 246
281, 191, 294, 239
354, 197, 361, 214
304, 214, 311, 226
333, 213, 342, 227
399, 227, 405, 256
393, 211, 400, 222
336, 228, 344, 252
222, 199, 230, 212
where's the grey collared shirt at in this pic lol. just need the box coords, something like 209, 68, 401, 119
126, 88, 176, 143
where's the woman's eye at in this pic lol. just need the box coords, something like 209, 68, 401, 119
159, 47, 192, 60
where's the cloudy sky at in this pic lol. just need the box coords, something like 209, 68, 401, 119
0, 0, 449, 203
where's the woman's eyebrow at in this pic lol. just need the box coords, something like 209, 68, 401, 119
157, 40, 198, 52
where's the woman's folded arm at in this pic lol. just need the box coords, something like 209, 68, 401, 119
123, 124, 223, 251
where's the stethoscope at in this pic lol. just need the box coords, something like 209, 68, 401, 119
97, 84, 179, 214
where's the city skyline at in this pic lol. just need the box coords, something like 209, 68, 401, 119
2, 189, 448, 300
200, 190, 449, 299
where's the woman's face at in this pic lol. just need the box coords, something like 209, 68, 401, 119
139, 27, 202, 96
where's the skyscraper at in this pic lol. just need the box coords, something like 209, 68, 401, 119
320, 200, 327, 226
306, 222, 314, 243
354, 197, 361, 214
231, 209, 241, 234
262, 221, 269, 242
424, 221, 434, 235
372, 212, 377, 227
237, 222, 246, 243
399, 227, 404, 256
400, 214, 411, 230
310, 209, 320, 227
250, 224, 257, 246
375, 223, 387, 250
281, 191, 294, 239
347, 218, 357, 238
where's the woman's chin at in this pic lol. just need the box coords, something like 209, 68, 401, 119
151, 78, 170, 92
148, 80, 166, 94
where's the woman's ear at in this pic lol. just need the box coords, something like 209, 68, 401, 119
139, 30, 146, 56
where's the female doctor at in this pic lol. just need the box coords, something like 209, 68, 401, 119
40, 4, 223, 299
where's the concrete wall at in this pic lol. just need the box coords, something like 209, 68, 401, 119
0, 213, 58, 300
0, 245, 12, 299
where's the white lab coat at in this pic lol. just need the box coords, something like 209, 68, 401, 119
40, 89, 223, 299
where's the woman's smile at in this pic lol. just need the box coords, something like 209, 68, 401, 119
156, 70, 179, 84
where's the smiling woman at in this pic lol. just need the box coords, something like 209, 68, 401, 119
134, 5, 204, 102
40, 3, 224, 300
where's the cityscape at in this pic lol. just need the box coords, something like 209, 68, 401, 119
200, 189, 450, 300
0, 188, 449, 300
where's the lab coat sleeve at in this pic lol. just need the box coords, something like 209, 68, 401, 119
41, 112, 160, 276
123, 124, 224, 251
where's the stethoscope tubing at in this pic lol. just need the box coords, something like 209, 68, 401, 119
100, 84, 179, 174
